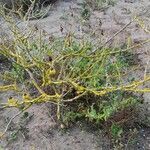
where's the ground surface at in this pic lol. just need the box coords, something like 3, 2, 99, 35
0, 0, 150, 149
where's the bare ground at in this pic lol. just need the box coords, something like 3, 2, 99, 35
0, 0, 150, 149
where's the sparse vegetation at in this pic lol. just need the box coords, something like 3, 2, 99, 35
85, 0, 116, 10
1, 0, 51, 20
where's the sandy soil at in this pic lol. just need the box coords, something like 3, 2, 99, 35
0, 0, 150, 149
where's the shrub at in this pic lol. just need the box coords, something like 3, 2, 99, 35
0, 8, 150, 137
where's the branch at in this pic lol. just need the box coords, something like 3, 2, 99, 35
62, 92, 87, 102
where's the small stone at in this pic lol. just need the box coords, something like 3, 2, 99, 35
60, 123, 65, 129
141, 129, 144, 132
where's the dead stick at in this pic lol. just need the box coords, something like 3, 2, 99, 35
0, 111, 23, 139
92, 21, 132, 54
